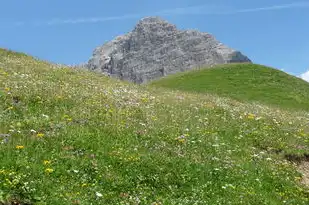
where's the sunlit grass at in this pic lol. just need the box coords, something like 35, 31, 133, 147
0, 48, 309, 204
150, 63, 309, 111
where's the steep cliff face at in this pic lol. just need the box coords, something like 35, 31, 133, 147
87, 17, 251, 83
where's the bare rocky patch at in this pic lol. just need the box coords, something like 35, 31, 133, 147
298, 160, 309, 186
285, 153, 309, 186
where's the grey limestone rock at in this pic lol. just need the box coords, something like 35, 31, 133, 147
87, 16, 251, 83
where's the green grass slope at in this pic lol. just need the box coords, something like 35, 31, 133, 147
0, 48, 309, 204
150, 63, 309, 111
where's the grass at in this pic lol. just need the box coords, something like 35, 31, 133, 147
150, 63, 309, 111
0, 48, 309, 204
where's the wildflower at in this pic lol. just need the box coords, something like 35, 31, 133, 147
0, 137, 9, 144
16, 145, 24, 149
42, 114, 49, 119
1, 71, 8, 76
247, 113, 255, 120
175, 135, 186, 143
45, 168, 54, 173
36, 133, 44, 138
141, 97, 148, 103
95, 192, 103, 197
7, 106, 14, 110
43, 160, 51, 165
253, 154, 259, 158
299, 132, 307, 137
4, 87, 10, 92
222, 183, 236, 189
63, 115, 72, 122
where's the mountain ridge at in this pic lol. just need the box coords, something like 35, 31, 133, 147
87, 16, 251, 83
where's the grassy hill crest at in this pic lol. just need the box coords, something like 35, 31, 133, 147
150, 63, 309, 111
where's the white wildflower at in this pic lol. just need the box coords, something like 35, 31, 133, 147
95, 192, 103, 197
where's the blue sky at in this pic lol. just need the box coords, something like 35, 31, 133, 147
1, 0, 309, 80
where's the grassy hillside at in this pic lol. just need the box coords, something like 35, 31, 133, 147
150, 63, 309, 111
0, 48, 309, 204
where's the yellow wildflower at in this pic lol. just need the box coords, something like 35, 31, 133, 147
141, 97, 148, 103
247, 113, 255, 120
299, 132, 307, 137
36, 133, 45, 138
16, 145, 24, 149
63, 115, 72, 122
0, 71, 8, 76
45, 168, 54, 173
175, 135, 186, 143
4, 87, 10, 92
7, 106, 14, 110
43, 160, 51, 165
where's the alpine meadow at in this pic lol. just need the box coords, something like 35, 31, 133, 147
0, 48, 309, 204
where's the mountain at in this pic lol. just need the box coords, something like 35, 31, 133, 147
87, 16, 251, 83
150, 63, 309, 111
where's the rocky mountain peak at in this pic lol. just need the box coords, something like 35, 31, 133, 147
87, 17, 251, 83
133, 16, 177, 34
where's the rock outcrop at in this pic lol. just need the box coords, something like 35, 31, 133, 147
87, 16, 251, 83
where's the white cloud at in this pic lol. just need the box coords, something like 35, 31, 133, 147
159, 2, 309, 16
222, 2, 309, 14
46, 14, 141, 25
4, 2, 309, 26
300, 70, 309, 82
